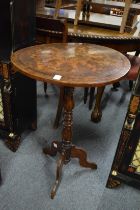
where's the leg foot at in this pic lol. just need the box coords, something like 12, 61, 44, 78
106, 176, 121, 188
71, 145, 97, 169
91, 108, 102, 123
5, 134, 21, 152
51, 154, 65, 199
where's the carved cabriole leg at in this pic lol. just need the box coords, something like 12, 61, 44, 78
91, 86, 105, 123
71, 145, 97, 169
53, 87, 64, 129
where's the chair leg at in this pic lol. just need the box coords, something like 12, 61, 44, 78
129, 80, 133, 91
111, 82, 120, 91
91, 86, 105, 122
53, 87, 64, 129
89, 87, 95, 110
44, 82, 48, 95
84, 88, 89, 104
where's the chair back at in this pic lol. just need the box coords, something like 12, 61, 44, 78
36, 16, 68, 44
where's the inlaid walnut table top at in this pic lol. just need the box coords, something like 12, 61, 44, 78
11, 43, 130, 87
11, 43, 130, 199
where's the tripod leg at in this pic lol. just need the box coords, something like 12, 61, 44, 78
71, 145, 97, 169
51, 154, 65, 199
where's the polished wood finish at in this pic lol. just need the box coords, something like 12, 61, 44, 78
11, 43, 130, 198
36, 16, 68, 44
11, 43, 130, 87
36, 16, 139, 124
43, 87, 97, 199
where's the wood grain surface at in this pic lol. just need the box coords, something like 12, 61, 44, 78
11, 43, 130, 87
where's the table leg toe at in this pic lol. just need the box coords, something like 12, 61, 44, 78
51, 154, 65, 199
91, 109, 102, 123
71, 145, 97, 169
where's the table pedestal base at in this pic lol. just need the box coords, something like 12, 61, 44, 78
43, 87, 97, 199
43, 141, 97, 199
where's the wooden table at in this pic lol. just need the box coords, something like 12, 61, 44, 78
11, 43, 130, 199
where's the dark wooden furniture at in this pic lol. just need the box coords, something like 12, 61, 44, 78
0, 0, 36, 62
0, 0, 37, 151
106, 69, 140, 189
11, 43, 130, 198
0, 64, 37, 152
36, 16, 68, 44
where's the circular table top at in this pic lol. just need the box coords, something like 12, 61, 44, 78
11, 43, 130, 87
